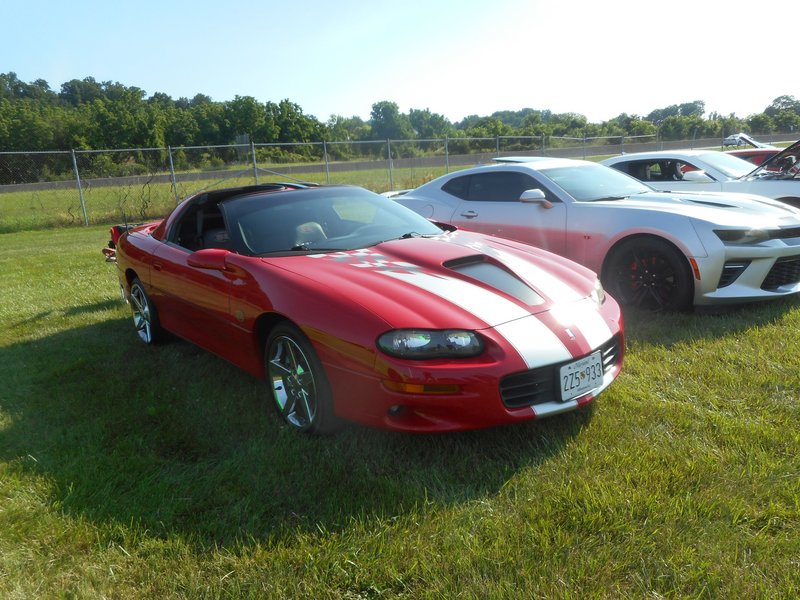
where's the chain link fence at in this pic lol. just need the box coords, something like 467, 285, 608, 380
1, 133, 794, 232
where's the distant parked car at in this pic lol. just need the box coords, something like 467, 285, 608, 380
601, 140, 800, 206
722, 132, 775, 148
393, 157, 800, 311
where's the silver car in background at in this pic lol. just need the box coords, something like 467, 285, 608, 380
394, 157, 800, 311
601, 140, 800, 207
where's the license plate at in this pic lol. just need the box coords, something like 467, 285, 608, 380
559, 351, 603, 401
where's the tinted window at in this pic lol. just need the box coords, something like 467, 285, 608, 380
442, 175, 470, 199
443, 171, 543, 202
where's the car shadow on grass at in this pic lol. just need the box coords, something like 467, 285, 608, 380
0, 296, 797, 549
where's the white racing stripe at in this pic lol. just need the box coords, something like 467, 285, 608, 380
494, 317, 573, 368
380, 268, 574, 369
379, 269, 530, 326
487, 248, 584, 305
549, 298, 614, 349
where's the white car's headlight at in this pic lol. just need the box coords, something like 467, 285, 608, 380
714, 229, 770, 244
378, 329, 484, 359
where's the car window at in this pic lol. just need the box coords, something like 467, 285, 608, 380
540, 163, 651, 201
443, 171, 554, 202
169, 199, 234, 252
698, 152, 756, 178
610, 160, 693, 182
223, 187, 442, 255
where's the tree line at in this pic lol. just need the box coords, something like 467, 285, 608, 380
2, 71, 799, 173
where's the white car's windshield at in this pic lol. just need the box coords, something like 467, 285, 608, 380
697, 152, 755, 178
540, 163, 651, 202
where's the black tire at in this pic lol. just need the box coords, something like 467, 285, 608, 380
603, 237, 693, 311
129, 278, 163, 344
264, 322, 337, 434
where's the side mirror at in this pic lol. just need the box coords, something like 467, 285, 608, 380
187, 247, 230, 270
519, 188, 553, 208
681, 170, 714, 183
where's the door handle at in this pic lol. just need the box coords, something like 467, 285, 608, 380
460, 210, 478, 218
152, 262, 163, 271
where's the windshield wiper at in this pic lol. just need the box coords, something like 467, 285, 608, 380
289, 244, 345, 252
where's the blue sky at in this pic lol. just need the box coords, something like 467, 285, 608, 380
3, 0, 796, 123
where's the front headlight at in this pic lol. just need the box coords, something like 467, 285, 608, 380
377, 329, 484, 359
714, 229, 770, 244
591, 279, 606, 305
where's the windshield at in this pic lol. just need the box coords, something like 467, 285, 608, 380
696, 152, 755, 178
539, 163, 651, 201
222, 186, 443, 255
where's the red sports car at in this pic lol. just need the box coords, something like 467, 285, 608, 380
109, 183, 624, 434
726, 147, 782, 168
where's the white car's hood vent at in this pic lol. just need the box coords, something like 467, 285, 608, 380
685, 199, 738, 209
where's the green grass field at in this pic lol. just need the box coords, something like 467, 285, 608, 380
1, 226, 799, 597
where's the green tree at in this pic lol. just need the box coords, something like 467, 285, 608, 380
765, 95, 800, 117
746, 113, 775, 134
369, 101, 414, 140
325, 114, 370, 142
59, 77, 105, 106
408, 108, 452, 139
265, 99, 322, 143
223, 95, 270, 141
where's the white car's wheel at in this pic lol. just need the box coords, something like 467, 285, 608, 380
603, 238, 693, 312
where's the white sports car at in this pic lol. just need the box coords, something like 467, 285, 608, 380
393, 157, 800, 311
601, 140, 800, 207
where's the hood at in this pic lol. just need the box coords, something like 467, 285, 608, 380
618, 189, 800, 227
746, 138, 800, 178
261, 230, 600, 330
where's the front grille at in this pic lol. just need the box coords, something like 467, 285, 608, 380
500, 333, 622, 409
762, 257, 800, 291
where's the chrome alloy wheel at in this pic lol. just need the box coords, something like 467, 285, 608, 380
130, 282, 154, 343
268, 335, 319, 430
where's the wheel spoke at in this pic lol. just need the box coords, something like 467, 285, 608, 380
269, 355, 293, 376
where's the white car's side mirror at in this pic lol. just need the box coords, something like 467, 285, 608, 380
681, 170, 714, 183
520, 188, 553, 208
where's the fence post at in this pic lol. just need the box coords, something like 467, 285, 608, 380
445, 137, 450, 173
71, 150, 89, 226
250, 141, 259, 185
323, 141, 331, 184
168, 146, 179, 204
387, 139, 394, 191
496, 136, 500, 157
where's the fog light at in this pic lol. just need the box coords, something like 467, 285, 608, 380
388, 405, 405, 416
383, 380, 460, 394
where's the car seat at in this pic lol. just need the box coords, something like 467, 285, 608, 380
294, 221, 327, 246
